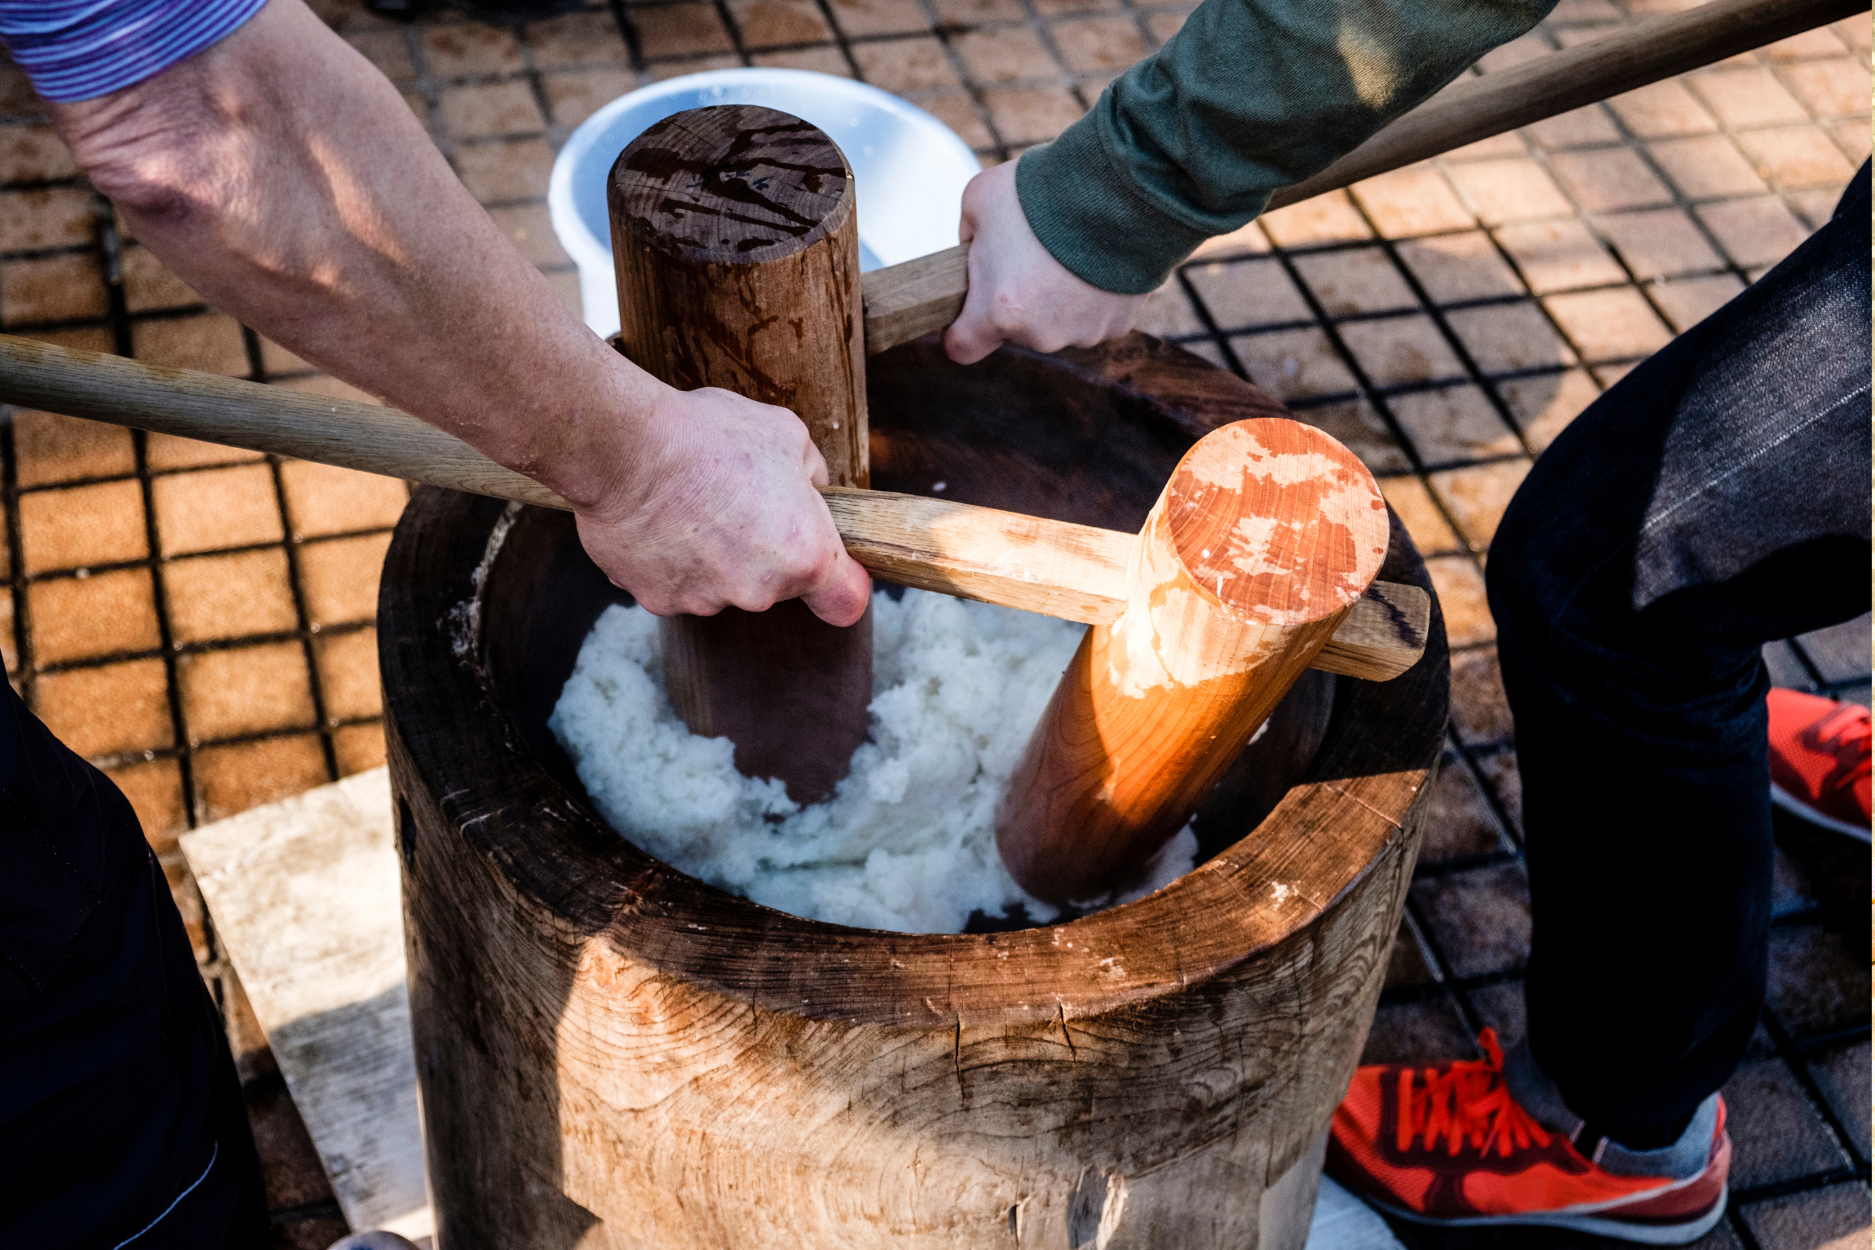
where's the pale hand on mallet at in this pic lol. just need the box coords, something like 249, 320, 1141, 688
943, 161, 1148, 365
572, 382, 873, 628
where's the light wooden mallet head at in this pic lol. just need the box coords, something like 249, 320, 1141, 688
997, 417, 1390, 904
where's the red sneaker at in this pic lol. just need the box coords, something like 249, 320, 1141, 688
1767, 688, 1871, 840
1328, 1029, 1730, 1245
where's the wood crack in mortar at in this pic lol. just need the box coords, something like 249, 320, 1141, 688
1321, 780, 1408, 832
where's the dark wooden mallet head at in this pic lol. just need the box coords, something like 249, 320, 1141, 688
609, 105, 872, 804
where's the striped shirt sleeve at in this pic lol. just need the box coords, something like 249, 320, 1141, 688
0, 0, 270, 103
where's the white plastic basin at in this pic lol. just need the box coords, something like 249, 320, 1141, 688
548, 68, 981, 339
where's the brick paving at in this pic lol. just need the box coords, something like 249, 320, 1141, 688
0, 0, 1866, 1245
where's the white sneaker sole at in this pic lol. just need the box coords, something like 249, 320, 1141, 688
1771, 782, 1872, 842
1364, 1187, 1728, 1247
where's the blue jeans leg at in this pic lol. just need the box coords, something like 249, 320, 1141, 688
1486, 165, 1870, 1148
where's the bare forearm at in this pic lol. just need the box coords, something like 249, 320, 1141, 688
48, 0, 653, 508
42, 0, 869, 625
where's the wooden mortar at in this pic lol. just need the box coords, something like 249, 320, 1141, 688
382, 334, 1450, 1250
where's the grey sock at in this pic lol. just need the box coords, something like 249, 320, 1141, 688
1502, 1039, 1719, 1181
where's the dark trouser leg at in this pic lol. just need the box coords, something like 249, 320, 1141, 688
0, 682, 269, 1248
1487, 165, 1870, 1148
133, 850, 273, 1249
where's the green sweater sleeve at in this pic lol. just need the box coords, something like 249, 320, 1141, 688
1017, 0, 1558, 293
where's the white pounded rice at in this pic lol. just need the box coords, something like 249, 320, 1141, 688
549, 588, 1198, 933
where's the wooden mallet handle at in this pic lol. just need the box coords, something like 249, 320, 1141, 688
859, 0, 1865, 354
823, 486, 1426, 680
0, 332, 1426, 680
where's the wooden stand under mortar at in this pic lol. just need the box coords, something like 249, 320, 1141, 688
609, 106, 871, 803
